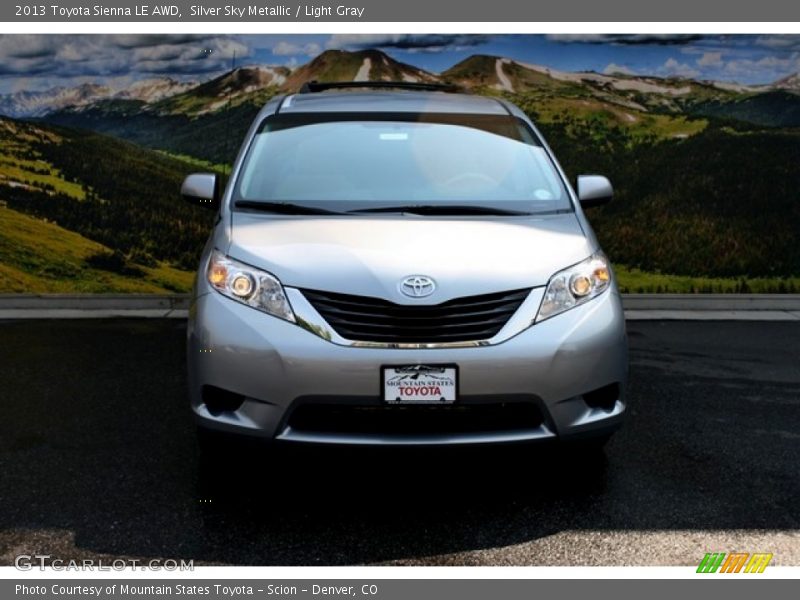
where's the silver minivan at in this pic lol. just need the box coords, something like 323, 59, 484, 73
182, 82, 627, 454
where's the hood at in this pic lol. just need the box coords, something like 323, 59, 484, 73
226, 213, 592, 303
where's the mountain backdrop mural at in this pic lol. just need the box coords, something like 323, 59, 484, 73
1, 35, 800, 293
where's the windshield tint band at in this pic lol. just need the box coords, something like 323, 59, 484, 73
256, 112, 543, 146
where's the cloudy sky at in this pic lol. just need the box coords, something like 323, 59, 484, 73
1, 34, 799, 93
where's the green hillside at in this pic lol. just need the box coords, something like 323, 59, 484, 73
0, 205, 192, 293
540, 121, 800, 278
0, 116, 214, 290
45, 100, 260, 166
0, 119, 87, 199
692, 90, 800, 127
512, 91, 708, 143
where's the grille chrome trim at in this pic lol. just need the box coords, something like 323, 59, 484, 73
277, 425, 556, 446
285, 286, 545, 349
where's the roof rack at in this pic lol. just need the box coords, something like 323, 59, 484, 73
298, 80, 464, 94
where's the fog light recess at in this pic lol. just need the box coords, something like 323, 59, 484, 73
202, 385, 246, 414
583, 383, 619, 411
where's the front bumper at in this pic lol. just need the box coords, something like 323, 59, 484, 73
187, 287, 628, 445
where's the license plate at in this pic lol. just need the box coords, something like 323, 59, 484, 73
382, 365, 458, 404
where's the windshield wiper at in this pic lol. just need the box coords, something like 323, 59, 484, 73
235, 200, 343, 215
347, 204, 532, 216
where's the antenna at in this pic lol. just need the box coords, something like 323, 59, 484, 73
223, 50, 236, 178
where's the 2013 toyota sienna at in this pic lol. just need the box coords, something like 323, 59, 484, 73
181, 81, 628, 455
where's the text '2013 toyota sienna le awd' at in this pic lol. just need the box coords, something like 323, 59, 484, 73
182, 81, 628, 454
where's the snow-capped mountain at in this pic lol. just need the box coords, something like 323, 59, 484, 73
283, 49, 438, 91
0, 77, 196, 118
3, 49, 799, 122
114, 78, 197, 103
771, 72, 800, 91
149, 65, 291, 115
0, 83, 111, 118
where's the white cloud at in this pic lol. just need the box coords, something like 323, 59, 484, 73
753, 35, 800, 50
271, 41, 321, 57
547, 34, 702, 45
722, 54, 800, 81
697, 52, 723, 67
660, 57, 701, 78
603, 63, 636, 76
0, 34, 250, 78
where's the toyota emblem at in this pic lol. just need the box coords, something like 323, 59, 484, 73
399, 275, 436, 298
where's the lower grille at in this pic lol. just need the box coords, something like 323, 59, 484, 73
286, 403, 544, 436
300, 287, 531, 344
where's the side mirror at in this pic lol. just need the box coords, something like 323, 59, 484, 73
181, 173, 219, 210
577, 175, 613, 208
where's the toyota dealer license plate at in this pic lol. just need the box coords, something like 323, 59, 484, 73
382, 365, 458, 404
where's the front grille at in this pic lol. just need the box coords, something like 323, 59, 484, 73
300, 288, 531, 344
287, 403, 544, 436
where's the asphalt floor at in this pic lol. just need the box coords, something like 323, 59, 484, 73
0, 319, 798, 565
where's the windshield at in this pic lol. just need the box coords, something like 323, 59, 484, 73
234, 112, 571, 214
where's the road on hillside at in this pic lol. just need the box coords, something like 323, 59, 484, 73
0, 319, 798, 566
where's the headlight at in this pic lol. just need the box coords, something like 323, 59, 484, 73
536, 252, 612, 322
207, 250, 295, 322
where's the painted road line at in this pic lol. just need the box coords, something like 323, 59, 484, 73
624, 310, 800, 321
